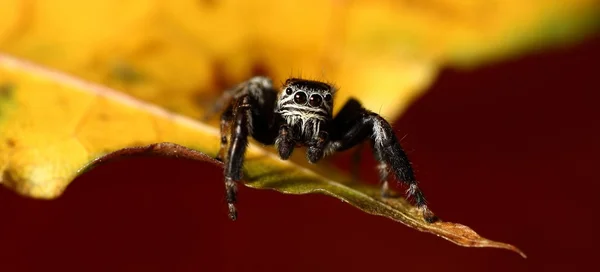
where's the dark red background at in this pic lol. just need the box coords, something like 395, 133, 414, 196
1, 35, 599, 271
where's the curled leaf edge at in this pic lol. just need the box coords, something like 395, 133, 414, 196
82, 142, 526, 258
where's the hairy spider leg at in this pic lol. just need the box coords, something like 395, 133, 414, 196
372, 144, 391, 195
214, 81, 256, 161
224, 97, 248, 220
221, 77, 279, 220
328, 98, 437, 222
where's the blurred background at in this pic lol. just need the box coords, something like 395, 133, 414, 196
1, 0, 600, 271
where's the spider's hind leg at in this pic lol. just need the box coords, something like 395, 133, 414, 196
372, 146, 393, 197
368, 114, 437, 222
329, 98, 437, 223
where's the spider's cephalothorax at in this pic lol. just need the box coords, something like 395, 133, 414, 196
214, 76, 436, 223
274, 78, 335, 162
276, 78, 333, 142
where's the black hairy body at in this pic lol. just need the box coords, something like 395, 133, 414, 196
213, 77, 436, 222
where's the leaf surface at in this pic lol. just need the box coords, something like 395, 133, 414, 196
0, 54, 525, 257
0, 0, 598, 119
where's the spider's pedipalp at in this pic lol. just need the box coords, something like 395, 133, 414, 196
275, 124, 294, 160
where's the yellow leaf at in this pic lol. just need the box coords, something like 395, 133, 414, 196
0, 54, 525, 257
1, 0, 597, 120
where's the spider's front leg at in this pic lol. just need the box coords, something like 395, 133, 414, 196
328, 98, 438, 223
219, 77, 279, 220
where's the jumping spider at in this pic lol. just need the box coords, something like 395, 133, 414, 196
213, 77, 436, 223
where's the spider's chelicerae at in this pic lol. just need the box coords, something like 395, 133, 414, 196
214, 76, 437, 223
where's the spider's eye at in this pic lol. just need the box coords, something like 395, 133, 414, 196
285, 87, 293, 95
309, 94, 323, 107
323, 94, 332, 102
294, 91, 307, 104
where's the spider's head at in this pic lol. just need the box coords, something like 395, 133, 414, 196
278, 78, 334, 117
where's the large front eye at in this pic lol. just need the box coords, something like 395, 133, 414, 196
309, 94, 323, 107
294, 91, 307, 104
